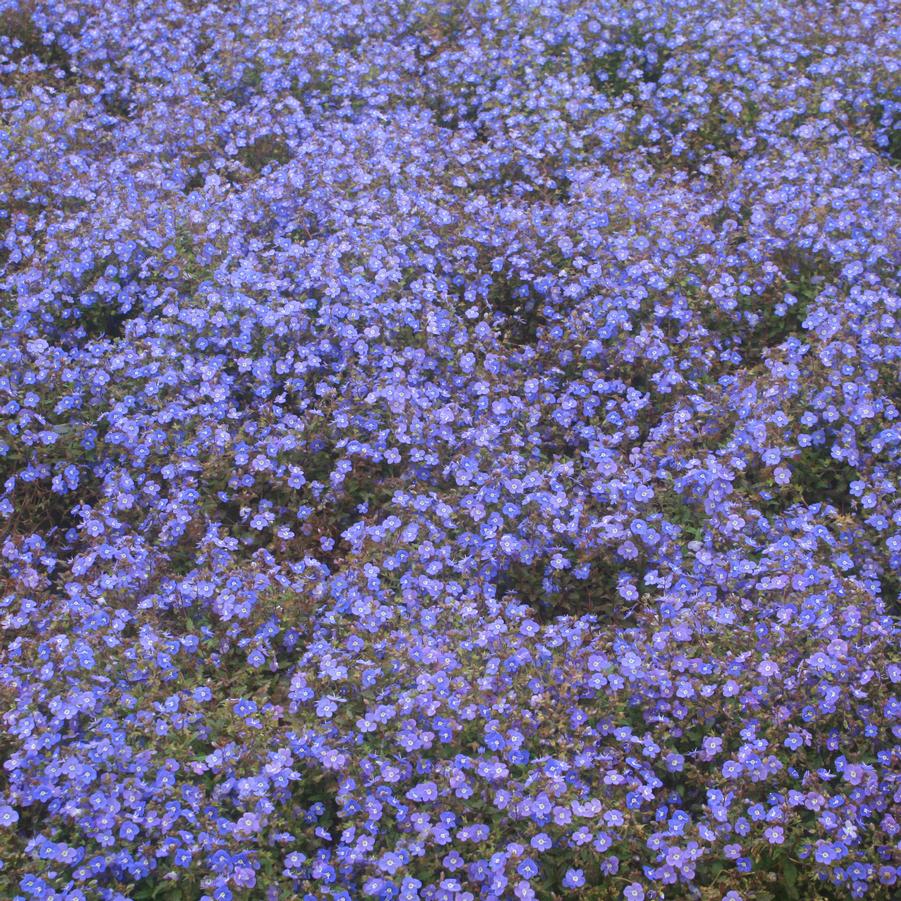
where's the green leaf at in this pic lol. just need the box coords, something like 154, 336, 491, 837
783, 859, 800, 899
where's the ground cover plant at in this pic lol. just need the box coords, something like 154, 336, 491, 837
0, 0, 899, 899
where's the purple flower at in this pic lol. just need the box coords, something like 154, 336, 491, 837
0, 4, 897, 899
842, 763, 868, 786
530, 833, 552, 852
0, 806, 19, 828
757, 659, 780, 678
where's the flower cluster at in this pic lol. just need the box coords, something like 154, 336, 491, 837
0, 1, 899, 899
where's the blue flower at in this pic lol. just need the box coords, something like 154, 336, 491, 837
0, 806, 19, 828
233, 699, 258, 718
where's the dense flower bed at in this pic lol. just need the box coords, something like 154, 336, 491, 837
1, 1, 899, 899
